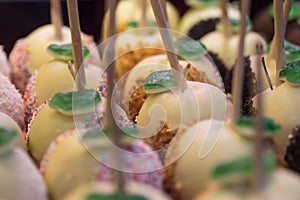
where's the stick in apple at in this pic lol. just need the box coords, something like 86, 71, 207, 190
103, 0, 125, 193
274, 0, 285, 86
220, 0, 231, 39
150, 0, 187, 91
159, 0, 168, 21
51, 0, 63, 41
231, 0, 250, 124
66, 0, 86, 91
253, 43, 265, 195
269, 0, 290, 79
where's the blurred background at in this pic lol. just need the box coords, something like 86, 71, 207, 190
0, 0, 273, 54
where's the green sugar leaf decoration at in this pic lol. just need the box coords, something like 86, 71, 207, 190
269, 2, 300, 20
86, 193, 147, 200
236, 116, 281, 138
0, 128, 17, 146
212, 152, 276, 182
143, 70, 176, 94
47, 44, 90, 61
48, 89, 101, 115
279, 60, 300, 85
175, 37, 207, 59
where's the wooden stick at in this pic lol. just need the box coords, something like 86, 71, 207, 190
150, 0, 187, 91
51, 0, 63, 41
231, 0, 250, 125
283, 0, 293, 30
159, 0, 168, 21
140, 0, 147, 28
103, 0, 125, 193
220, 0, 231, 38
66, 0, 86, 91
274, 0, 285, 86
253, 43, 265, 195
269, 0, 291, 65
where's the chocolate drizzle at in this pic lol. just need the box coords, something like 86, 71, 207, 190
188, 18, 220, 40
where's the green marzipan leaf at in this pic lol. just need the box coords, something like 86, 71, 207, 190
0, 128, 17, 146
143, 70, 176, 94
48, 89, 101, 115
86, 193, 147, 200
212, 152, 276, 181
47, 44, 90, 61
279, 60, 300, 84
236, 116, 281, 136
175, 38, 207, 59
269, 2, 300, 20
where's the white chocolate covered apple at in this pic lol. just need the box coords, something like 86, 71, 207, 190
102, 0, 179, 39
0, 128, 47, 200
195, 168, 300, 200
165, 119, 252, 200
195, 169, 300, 200
9, 24, 100, 93
253, 84, 300, 157
253, 61, 300, 157
201, 31, 267, 68
123, 54, 224, 105
41, 128, 163, 200
11, 24, 99, 72
27, 89, 131, 164
23, 44, 104, 124
179, 6, 240, 37
137, 80, 231, 136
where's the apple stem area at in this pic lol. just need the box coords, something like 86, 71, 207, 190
150, 0, 187, 91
